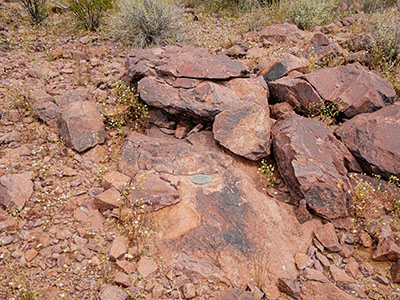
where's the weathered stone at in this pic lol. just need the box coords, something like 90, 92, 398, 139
272, 113, 361, 219
303, 281, 356, 300
270, 63, 396, 118
315, 252, 330, 268
335, 104, 400, 179
304, 267, 327, 283
258, 23, 307, 43
345, 260, 359, 278
35, 101, 61, 126
314, 223, 341, 252
391, 259, 400, 283
0, 173, 33, 209
373, 275, 390, 285
225, 45, 247, 58
59, 101, 105, 152
304, 32, 346, 63
95, 188, 122, 209
137, 257, 157, 278
25, 248, 38, 262
98, 285, 128, 300
58, 90, 86, 108
103, 171, 131, 192
330, 265, 354, 283
113, 272, 130, 287
213, 104, 273, 160
359, 232, 373, 248
216, 288, 254, 300
359, 261, 374, 277
182, 283, 196, 299
277, 278, 301, 299
270, 102, 293, 120
295, 253, 313, 270
339, 244, 355, 258
109, 236, 128, 260
372, 236, 400, 262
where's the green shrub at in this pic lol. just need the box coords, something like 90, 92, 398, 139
68, 0, 113, 31
284, 0, 340, 30
111, 0, 186, 48
258, 160, 276, 188
357, 0, 397, 13
20, 0, 48, 24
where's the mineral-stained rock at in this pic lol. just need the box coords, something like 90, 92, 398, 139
0, 173, 33, 209
59, 101, 106, 152
269, 63, 396, 118
213, 104, 273, 160
335, 104, 400, 179
271, 113, 361, 219
119, 128, 319, 287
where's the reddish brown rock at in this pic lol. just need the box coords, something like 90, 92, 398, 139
35, 101, 61, 126
295, 253, 313, 270
95, 188, 122, 209
59, 101, 106, 152
330, 265, 354, 283
182, 283, 196, 299
257, 53, 308, 82
359, 261, 374, 277
98, 285, 128, 300
345, 260, 359, 278
277, 278, 301, 299
304, 32, 346, 63
25, 248, 38, 262
213, 104, 273, 160
270, 102, 293, 120
270, 64, 396, 118
137, 257, 157, 278
314, 223, 341, 252
335, 104, 400, 179
0, 173, 33, 209
216, 288, 254, 300
391, 259, 400, 283
271, 113, 361, 219
304, 281, 356, 300
109, 236, 128, 260
372, 236, 400, 262
102, 170, 131, 192
113, 272, 130, 287
258, 23, 307, 43
58, 90, 86, 108
304, 268, 327, 282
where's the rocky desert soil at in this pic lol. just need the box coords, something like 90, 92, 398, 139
1, 1, 400, 299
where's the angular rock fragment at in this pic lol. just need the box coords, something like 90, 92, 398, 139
391, 259, 400, 283
258, 23, 307, 43
372, 236, 400, 262
213, 104, 273, 160
0, 173, 33, 209
98, 285, 128, 300
272, 113, 361, 219
277, 278, 301, 299
59, 101, 106, 152
335, 104, 400, 179
216, 288, 254, 300
314, 223, 341, 252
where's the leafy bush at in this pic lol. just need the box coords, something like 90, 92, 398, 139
20, 0, 47, 24
357, 0, 397, 13
68, 0, 113, 31
111, 0, 186, 47
284, 0, 340, 30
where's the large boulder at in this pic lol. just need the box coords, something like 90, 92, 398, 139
269, 63, 396, 118
59, 101, 106, 152
335, 104, 400, 179
272, 113, 361, 219
0, 173, 33, 209
118, 128, 319, 287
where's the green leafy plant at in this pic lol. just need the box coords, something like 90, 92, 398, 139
110, 0, 186, 47
258, 160, 276, 188
68, 0, 113, 30
19, 0, 48, 24
284, 0, 341, 30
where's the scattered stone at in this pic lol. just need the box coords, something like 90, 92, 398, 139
304, 32, 346, 63
335, 104, 400, 179
359, 261, 374, 277
152, 284, 164, 298
272, 113, 361, 219
315, 252, 330, 268
213, 104, 273, 160
103, 171, 131, 192
182, 283, 196, 299
304, 268, 327, 283
269, 102, 293, 120
216, 288, 254, 300
59, 101, 106, 152
314, 223, 341, 252
372, 236, 400, 262
98, 285, 128, 300
116, 260, 136, 274
277, 278, 300, 299
295, 253, 313, 270
345, 260, 359, 278
109, 236, 128, 260
339, 244, 355, 258
373, 275, 390, 285
303, 281, 356, 300
113, 272, 131, 287
25, 248, 38, 262
137, 257, 157, 278
296, 199, 313, 224
330, 265, 354, 283
359, 232, 373, 248
258, 23, 306, 43
340, 283, 367, 298
95, 188, 122, 209
390, 259, 400, 283
0, 173, 33, 209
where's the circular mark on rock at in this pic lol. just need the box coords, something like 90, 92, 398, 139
191, 174, 212, 185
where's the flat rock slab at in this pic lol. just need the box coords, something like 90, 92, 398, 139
213, 104, 273, 160
272, 113, 361, 219
119, 129, 319, 287
335, 104, 400, 179
258, 23, 307, 43
0, 173, 33, 209
59, 101, 106, 152
269, 63, 396, 118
